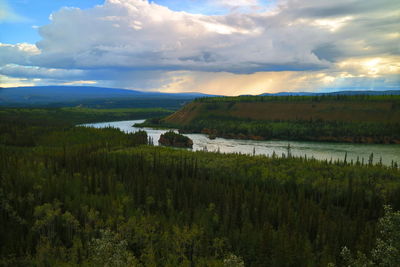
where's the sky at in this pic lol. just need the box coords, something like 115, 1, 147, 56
0, 0, 399, 95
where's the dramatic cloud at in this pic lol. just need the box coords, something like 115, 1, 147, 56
29, 0, 330, 72
0, 0, 398, 93
0, 43, 40, 66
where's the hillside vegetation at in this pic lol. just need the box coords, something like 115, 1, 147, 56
0, 107, 172, 147
144, 95, 400, 143
1, 108, 400, 266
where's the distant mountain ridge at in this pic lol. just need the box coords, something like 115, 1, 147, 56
0, 86, 216, 108
0, 86, 213, 102
1, 86, 399, 107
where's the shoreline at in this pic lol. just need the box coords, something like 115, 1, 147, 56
136, 122, 400, 145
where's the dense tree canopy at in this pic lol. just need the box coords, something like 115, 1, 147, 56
140, 95, 400, 144
1, 108, 399, 266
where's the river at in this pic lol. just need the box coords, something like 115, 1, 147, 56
81, 119, 400, 166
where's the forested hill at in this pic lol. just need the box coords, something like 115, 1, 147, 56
0, 86, 216, 109
166, 95, 400, 124
143, 94, 400, 144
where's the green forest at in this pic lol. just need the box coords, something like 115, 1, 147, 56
140, 94, 400, 144
158, 131, 193, 148
1, 108, 400, 266
195, 94, 400, 103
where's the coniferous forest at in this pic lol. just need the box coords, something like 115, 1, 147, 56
141, 95, 400, 144
1, 108, 400, 266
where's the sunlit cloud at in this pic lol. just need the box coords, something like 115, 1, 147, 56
0, 43, 40, 67
0, 43, 40, 54
312, 16, 353, 32
156, 70, 352, 96
287, 16, 353, 32
337, 56, 400, 77
62, 80, 98, 85
0, 75, 35, 87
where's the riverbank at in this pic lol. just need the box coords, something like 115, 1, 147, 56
86, 120, 400, 167
147, 95, 400, 144
137, 120, 400, 144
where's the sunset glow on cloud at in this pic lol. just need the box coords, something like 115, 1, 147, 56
0, 0, 399, 94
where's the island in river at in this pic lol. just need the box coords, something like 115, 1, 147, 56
84, 119, 400, 167
159, 130, 193, 148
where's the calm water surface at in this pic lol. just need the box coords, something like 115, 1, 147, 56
82, 120, 400, 166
